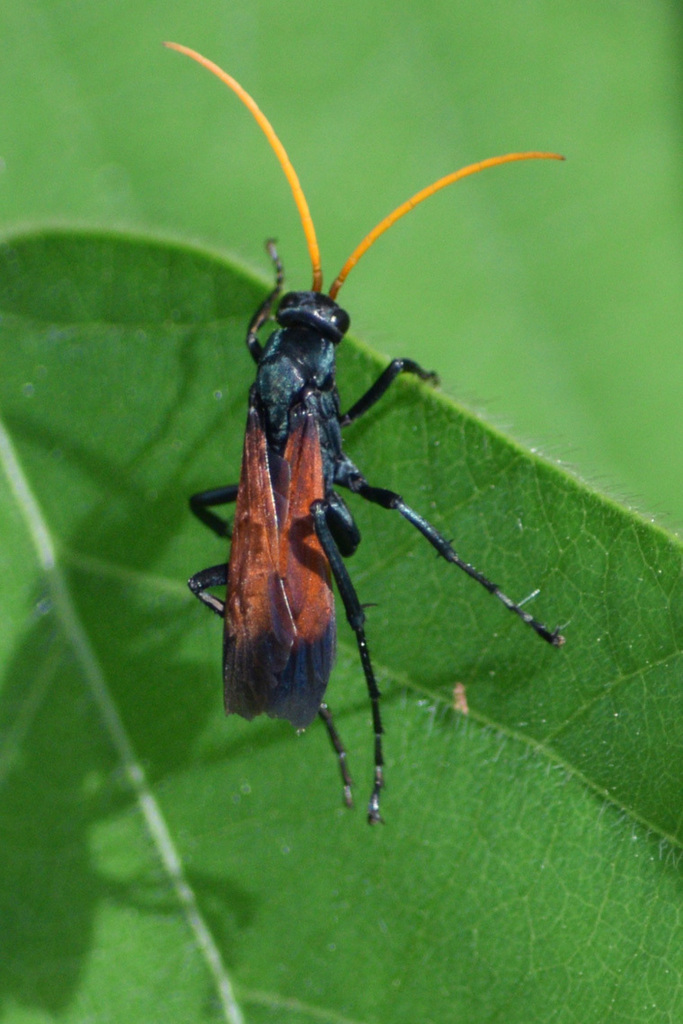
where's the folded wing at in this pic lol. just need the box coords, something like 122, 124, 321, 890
224, 401, 336, 728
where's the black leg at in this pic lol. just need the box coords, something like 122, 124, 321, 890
340, 358, 438, 427
188, 564, 227, 617
347, 478, 565, 647
318, 702, 354, 809
246, 240, 285, 362
189, 485, 239, 538
311, 500, 385, 824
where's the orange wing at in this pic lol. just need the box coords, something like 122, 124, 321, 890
276, 406, 336, 724
224, 402, 336, 729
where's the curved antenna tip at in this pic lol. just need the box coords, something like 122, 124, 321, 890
329, 150, 565, 299
164, 41, 323, 289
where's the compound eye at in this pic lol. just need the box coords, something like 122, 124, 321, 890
277, 291, 299, 314
331, 308, 350, 336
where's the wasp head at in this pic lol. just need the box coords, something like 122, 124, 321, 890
276, 291, 350, 342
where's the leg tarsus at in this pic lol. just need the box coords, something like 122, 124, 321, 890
319, 703, 354, 809
188, 564, 227, 618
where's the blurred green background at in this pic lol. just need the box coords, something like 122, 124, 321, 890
1, 0, 681, 528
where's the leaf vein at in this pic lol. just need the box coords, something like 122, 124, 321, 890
0, 417, 244, 1024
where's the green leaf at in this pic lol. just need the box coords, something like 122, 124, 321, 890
1, 229, 682, 1023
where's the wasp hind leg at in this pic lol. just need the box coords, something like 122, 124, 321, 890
188, 563, 227, 617
319, 703, 354, 810
189, 484, 239, 538
311, 499, 384, 825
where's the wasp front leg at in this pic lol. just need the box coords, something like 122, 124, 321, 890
340, 358, 438, 426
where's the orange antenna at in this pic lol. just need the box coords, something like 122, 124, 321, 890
328, 151, 564, 299
165, 42, 323, 291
